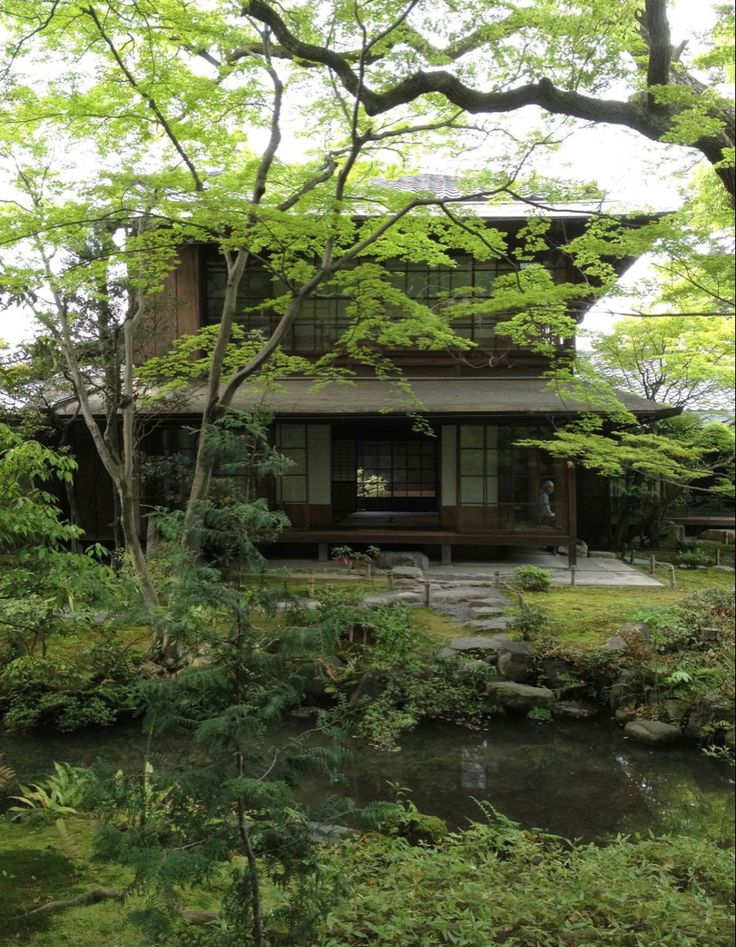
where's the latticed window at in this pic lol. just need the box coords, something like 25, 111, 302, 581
356, 439, 436, 498
202, 246, 569, 355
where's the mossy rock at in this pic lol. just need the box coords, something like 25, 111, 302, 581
401, 813, 449, 846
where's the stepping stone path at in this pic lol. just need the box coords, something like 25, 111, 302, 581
428, 579, 511, 633
363, 574, 513, 651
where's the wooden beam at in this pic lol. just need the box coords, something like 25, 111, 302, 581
567, 460, 577, 569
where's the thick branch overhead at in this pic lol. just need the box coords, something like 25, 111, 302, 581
240, 0, 735, 201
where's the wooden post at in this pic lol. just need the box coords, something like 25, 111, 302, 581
649, 554, 656, 575
566, 460, 577, 569
570, 565, 576, 587
318, 543, 328, 563
423, 581, 431, 607
441, 544, 452, 566
716, 547, 721, 566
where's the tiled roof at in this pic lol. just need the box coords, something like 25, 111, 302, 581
380, 174, 467, 200
57, 376, 676, 419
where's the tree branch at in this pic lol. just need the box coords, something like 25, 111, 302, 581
642, 0, 672, 96
19, 888, 124, 919
84, 4, 204, 192
240, 0, 735, 201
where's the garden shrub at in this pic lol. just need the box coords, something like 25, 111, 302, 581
363, 794, 449, 846
0, 638, 142, 732
506, 602, 552, 640
679, 549, 711, 569
530, 640, 620, 702
354, 654, 501, 750
320, 818, 736, 946
512, 565, 554, 591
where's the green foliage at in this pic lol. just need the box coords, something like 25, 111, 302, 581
518, 413, 706, 482
0, 751, 16, 791
363, 788, 449, 846
0, 424, 81, 551
507, 602, 553, 641
329, 545, 375, 569
526, 705, 552, 723
512, 565, 554, 592
7, 762, 93, 821
0, 639, 143, 733
679, 549, 712, 569
88, 414, 349, 945
617, 586, 736, 708
320, 819, 736, 946
355, 652, 501, 751
592, 316, 735, 412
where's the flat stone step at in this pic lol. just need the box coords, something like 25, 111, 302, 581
470, 606, 505, 617
469, 618, 508, 632
363, 590, 422, 607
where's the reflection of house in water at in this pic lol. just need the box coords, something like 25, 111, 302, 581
461, 740, 492, 790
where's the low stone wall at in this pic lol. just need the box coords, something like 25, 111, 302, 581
433, 622, 735, 749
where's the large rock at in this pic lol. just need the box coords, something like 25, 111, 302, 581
685, 695, 735, 742
497, 641, 533, 683
662, 699, 690, 725
601, 635, 628, 652
431, 587, 483, 604
471, 606, 505, 617
486, 681, 554, 711
470, 618, 508, 632
553, 700, 600, 720
446, 635, 510, 653
378, 551, 430, 571
363, 590, 397, 606
536, 656, 579, 689
391, 565, 425, 590
608, 670, 638, 710
617, 622, 652, 641
624, 719, 681, 746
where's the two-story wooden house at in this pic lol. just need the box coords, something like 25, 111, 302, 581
65, 177, 675, 565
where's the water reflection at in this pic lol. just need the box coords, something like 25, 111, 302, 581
1, 718, 733, 843
460, 741, 490, 790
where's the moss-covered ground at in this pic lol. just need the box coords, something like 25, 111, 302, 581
0, 817, 141, 946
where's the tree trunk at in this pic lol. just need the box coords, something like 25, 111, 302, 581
118, 479, 159, 610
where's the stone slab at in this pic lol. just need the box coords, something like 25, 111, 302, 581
469, 619, 508, 632
446, 635, 511, 652
624, 719, 681, 745
487, 681, 554, 710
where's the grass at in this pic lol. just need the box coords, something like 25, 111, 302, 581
0, 815, 230, 946
521, 566, 735, 649
408, 566, 735, 652
0, 817, 143, 946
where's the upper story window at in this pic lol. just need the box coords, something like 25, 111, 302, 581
202, 246, 567, 354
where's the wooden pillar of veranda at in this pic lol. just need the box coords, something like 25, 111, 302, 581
567, 460, 578, 569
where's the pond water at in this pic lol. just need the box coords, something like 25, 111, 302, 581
1, 718, 733, 843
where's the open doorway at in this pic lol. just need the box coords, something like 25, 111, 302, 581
331, 426, 439, 528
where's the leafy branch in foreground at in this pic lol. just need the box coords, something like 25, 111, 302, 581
90, 412, 346, 945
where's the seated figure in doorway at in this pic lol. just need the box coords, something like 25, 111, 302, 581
537, 480, 555, 526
